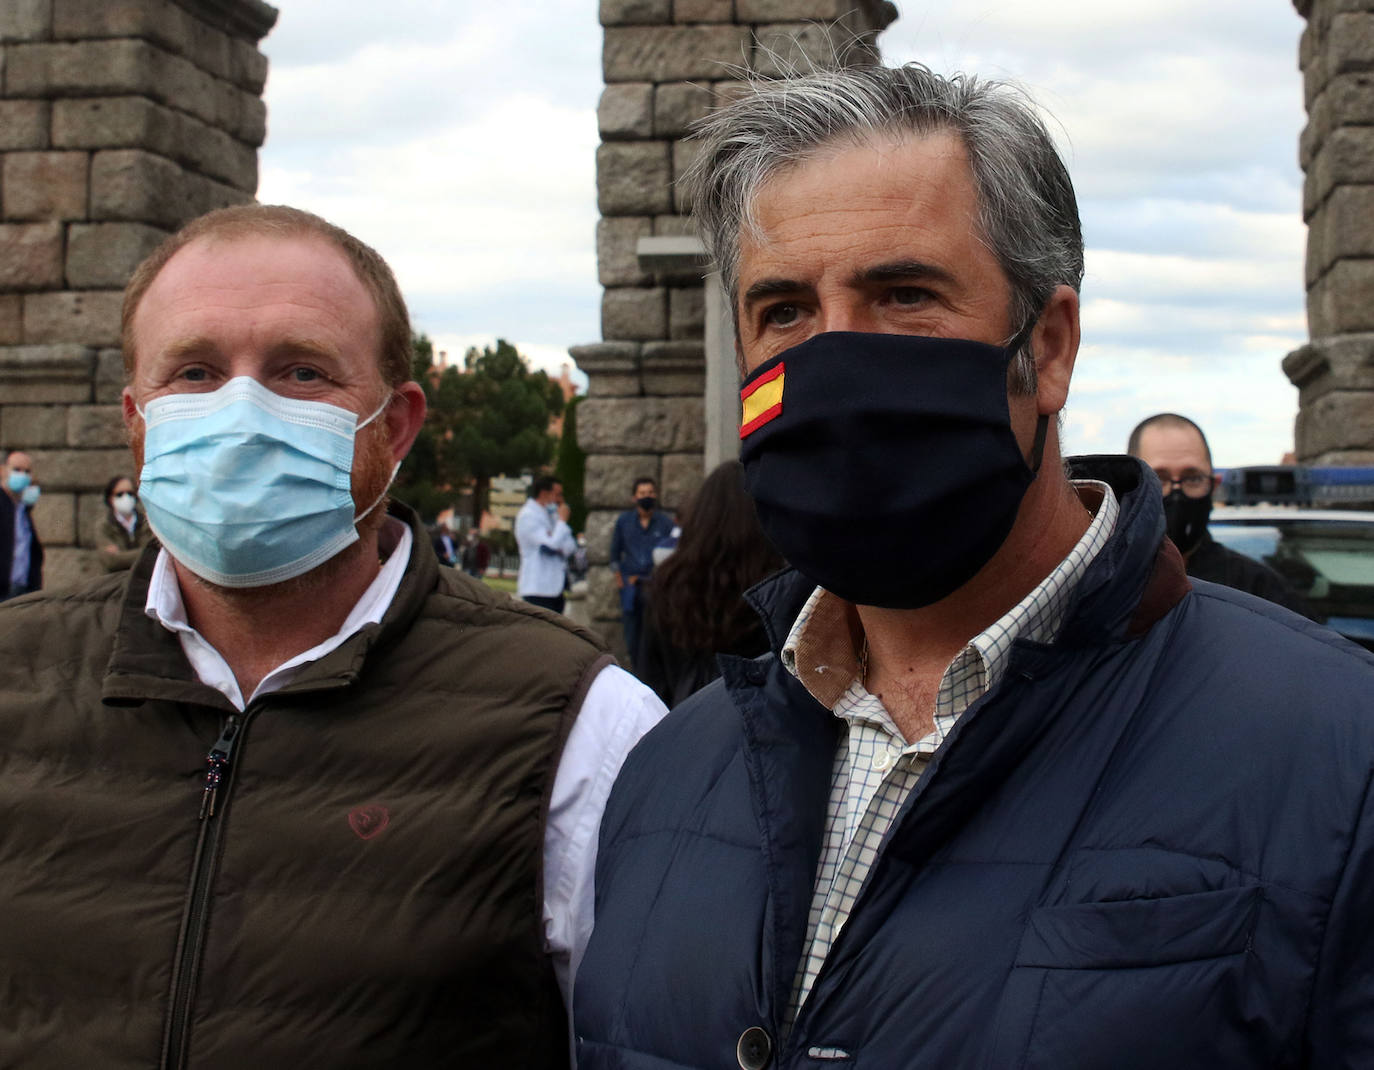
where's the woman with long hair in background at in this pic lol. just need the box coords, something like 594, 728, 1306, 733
638, 460, 785, 707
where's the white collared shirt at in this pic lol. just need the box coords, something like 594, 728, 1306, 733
144, 516, 667, 1022
515, 497, 577, 598
146, 519, 415, 709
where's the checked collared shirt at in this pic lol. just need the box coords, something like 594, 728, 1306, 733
780, 481, 1120, 1024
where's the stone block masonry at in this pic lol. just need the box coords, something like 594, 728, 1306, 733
576, 0, 897, 659
0, 0, 277, 593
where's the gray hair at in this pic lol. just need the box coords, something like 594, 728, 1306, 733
681, 63, 1084, 393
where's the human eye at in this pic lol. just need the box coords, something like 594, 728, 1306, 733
887, 285, 933, 307
289, 366, 322, 383
761, 303, 801, 328
177, 366, 212, 384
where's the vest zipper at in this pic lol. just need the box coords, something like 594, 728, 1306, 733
162, 714, 244, 1070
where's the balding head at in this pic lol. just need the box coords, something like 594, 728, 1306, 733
121, 204, 413, 390
1127, 413, 1212, 472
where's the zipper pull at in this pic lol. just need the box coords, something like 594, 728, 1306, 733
199, 716, 240, 820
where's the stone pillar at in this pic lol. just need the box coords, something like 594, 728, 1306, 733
574, 0, 897, 657
0, 0, 277, 590
1285, 0, 1374, 464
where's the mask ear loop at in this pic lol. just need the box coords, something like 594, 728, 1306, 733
353, 461, 402, 524
355, 391, 395, 431
1028, 414, 1049, 475
1007, 316, 1049, 476
352, 390, 401, 523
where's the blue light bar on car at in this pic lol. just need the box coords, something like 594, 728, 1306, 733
1216, 466, 1374, 506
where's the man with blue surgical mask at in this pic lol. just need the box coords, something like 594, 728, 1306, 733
0, 450, 43, 600
0, 204, 666, 1070
517, 474, 577, 614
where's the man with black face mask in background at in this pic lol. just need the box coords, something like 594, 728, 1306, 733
1128, 412, 1313, 617
575, 62, 1374, 1070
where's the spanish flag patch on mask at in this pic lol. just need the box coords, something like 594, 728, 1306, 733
739, 362, 785, 438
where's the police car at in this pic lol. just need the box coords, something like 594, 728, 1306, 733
1210, 466, 1374, 651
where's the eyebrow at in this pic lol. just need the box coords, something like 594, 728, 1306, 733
157, 335, 343, 363
849, 259, 957, 287
740, 277, 809, 308
741, 259, 959, 308
268, 335, 343, 362
159, 336, 219, 363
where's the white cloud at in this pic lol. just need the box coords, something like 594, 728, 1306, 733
425, 334, 587, 391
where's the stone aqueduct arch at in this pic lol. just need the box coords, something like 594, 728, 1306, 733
0, 0, 1362, 623
1285, 0, 1374, 465
573, 0, 897, 648
0, 0, 276, 590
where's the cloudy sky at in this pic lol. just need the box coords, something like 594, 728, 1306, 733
256, 0, 1311, 466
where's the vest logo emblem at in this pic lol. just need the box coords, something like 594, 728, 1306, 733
348, 803, 391, 840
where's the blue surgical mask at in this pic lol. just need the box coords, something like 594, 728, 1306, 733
20, 485, 40, 507
546, 502, 559, 518
6, 471, 30, 494
137, 377, 396, 588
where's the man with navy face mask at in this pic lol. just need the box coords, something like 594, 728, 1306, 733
0, 205, 665, 1070
576, 65, 1374, 1069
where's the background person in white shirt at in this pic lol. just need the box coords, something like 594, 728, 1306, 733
517, 474, 578, 614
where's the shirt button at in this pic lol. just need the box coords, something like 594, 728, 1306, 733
872, 747, 894, 772
737, 1026, 773, 1070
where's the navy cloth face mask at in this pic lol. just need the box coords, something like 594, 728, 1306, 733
738, 330, 1047, 609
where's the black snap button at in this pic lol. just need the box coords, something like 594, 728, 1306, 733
737, 1025, 773, 1070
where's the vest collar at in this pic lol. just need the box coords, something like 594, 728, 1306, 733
101, 503, 438, 709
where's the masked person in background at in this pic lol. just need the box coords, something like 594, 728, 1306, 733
95, 474, 155, 572
609, 476, 674, 668
1128, 412, 1313, 617
575, 64, 1374, 1069
1, 451, 42, 600
517, 474, 577, 614
0, 204, 666, 1070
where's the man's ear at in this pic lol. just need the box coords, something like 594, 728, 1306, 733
1032, 284, 1080, 417
385, 381, 428, 462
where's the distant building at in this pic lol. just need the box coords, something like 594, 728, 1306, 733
482, 475, 528, 534
548, 363, 579, 440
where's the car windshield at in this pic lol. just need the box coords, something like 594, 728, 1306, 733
1210, 517, 1374, 641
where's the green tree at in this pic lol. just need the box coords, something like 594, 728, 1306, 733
393, 332, 454, 521
393, 335, 565, 527
451, 339, 564, 528
553, 394, 587, 534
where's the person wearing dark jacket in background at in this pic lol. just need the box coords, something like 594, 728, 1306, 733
95, 474, 155, 572
1, 451, 42, 599
430, 511, 459, 567
1128, 412, 1315, 617
575, 63, 1374, 1070
609, 476, 675, 668
637, 460, 784, 707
